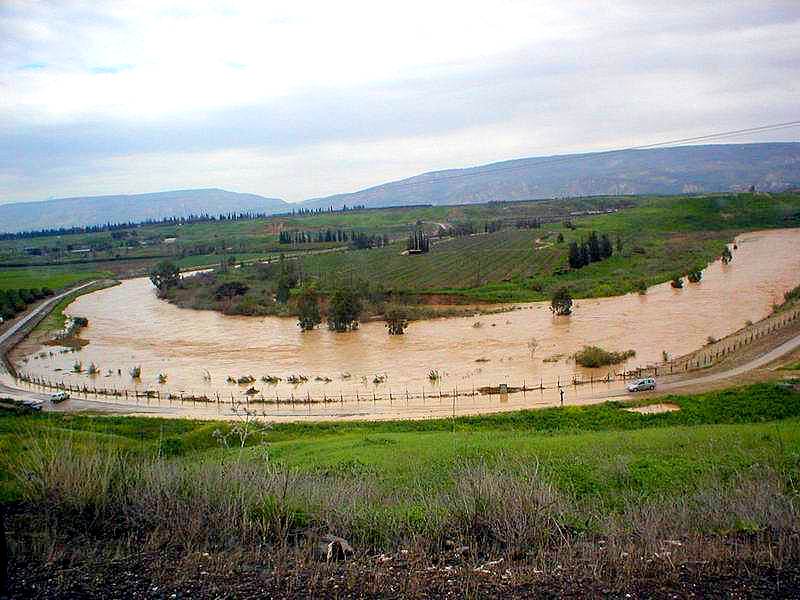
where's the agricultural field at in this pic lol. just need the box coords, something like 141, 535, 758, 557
1, 383, 799, 595
164, 192, 800, 317
0, 265, 111, 291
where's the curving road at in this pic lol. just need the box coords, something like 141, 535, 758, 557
0, 282, 97, 405
2, 280, 800, 418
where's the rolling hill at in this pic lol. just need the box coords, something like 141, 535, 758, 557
301, 142, 800, 210
0, 188, 287, 233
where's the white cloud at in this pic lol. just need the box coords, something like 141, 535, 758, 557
0, 0, 798, 202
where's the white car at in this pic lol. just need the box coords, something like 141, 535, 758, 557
627, 377, 656, 392
50, 391, 70, 403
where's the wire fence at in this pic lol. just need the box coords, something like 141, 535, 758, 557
12, 305, 800, 408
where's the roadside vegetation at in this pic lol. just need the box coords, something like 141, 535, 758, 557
573, 345, 636, 368
1, 383, 799, 595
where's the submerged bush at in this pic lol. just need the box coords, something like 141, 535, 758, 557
573, 345, 636, 368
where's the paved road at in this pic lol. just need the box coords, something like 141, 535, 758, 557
0, 281, 96, 350
0, 281, 96, 405
2, 280, 800, 417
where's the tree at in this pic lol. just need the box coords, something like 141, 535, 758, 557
550, 287, 573, 316
275, 276, 291, 304
600, 234, 613, 259
327, 286, 363, 331
580, 244, 591, 268
297, 285, 322, 331
384, 304, 409, 335
568, 242, 583, 269
149, 260, 180, 294
587, 231, 601, 263
556, 232, 564, 243
214, 281, 249, 300
721, 246, 733, 264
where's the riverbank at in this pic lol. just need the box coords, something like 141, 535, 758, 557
2, 383, 798, 597
8, 229, 800, 419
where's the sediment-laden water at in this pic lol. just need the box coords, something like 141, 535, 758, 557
7, 229, 800, 419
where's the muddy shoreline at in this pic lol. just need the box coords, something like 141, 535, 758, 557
8, 229, 800, 420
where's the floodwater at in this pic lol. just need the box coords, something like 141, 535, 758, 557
8, 229, 800, 420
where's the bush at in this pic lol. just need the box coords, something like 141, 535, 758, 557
671, 276, 684, 289
297, 285, 322, 331
550, 287, 573, 316
327, 286, 363, 332
573, 346, 636, 368
149, 260, 180, 293
687, 270, 702, 283
384, 305, 410, 335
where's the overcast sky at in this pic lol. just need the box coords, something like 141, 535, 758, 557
1, 1, 798, 204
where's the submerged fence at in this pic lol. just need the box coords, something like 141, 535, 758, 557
14, 305, 800, 408
18, 367, 653, 407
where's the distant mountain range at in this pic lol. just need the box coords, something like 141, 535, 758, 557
0, 188, 288, 233
301, 142, 800, 210
1, 142, 799, 233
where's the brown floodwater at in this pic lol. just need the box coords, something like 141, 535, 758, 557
7, 229, 800, 420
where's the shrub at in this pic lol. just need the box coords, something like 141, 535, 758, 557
573, 346, 635, 368
687, 270, 702, 283
214, 281, 249, 301
384, 305, 410, 335
671, 276, 684, 289
149, 260, 180, 294
327, 286, 363, 332
550, 287, 573, 316
297, 285, 322, 331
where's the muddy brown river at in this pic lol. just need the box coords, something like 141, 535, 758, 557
7, 229, 800, 420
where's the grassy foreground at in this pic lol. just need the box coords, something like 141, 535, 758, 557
1, 382, 799, 596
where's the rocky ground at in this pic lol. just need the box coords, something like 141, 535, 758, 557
5, 550, 800, 599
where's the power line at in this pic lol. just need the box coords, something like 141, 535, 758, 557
349, 119, 800, 194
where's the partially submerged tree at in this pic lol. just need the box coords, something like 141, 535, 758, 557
687, 269, 703, 283
384, 305, 410, 335
721, 246, 733, 264
327, 286, 363, 331
671, 276, 684, 289
297, 285, 322, 331
550, 287, 573, 316
149, 260, 180, 295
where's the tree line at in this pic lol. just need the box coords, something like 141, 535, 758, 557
567, 231, 614, 269
0, 287, 54, 321
0, 212, 273, 242
278, 229, 389, 249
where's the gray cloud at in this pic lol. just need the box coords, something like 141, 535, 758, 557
0, 1, 799, 203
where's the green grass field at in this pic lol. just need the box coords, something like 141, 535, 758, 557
2, 382, 798, 503
165, 192, 800, 315
3, 382, 798, 594
0, 265, 112, 291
